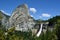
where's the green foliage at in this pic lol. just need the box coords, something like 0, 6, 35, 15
0, 25, 5, 40
55, 21, 60, 40
48, 16, 60, 24
0, 14, 3, 19
7, 27, 15, 33
48, 15, 60, 40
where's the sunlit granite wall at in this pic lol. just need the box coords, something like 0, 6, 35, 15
8, 4, 35, 31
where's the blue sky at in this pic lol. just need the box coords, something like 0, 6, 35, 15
0, 0, 60, 20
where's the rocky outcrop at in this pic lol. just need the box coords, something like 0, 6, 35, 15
8, 4, 35, 31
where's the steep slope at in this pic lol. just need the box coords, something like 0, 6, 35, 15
0, 11, 10, 19
0, 11, 10, 27
48, 16, 60, 26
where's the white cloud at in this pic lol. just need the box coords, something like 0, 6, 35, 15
0, 10, 10, 16
30, 8, 37, 13
42, 13, 51, 17
30, 15, 33, 17
39, 16, 42, 18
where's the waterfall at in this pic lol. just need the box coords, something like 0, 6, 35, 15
36, 23, 43, 37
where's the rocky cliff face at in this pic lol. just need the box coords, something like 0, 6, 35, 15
8, 4, 35, 31
0, 11, 10, 28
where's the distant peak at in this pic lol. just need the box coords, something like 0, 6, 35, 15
0, 10, 11, 16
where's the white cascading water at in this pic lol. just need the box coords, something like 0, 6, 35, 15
36, 23, 43, 37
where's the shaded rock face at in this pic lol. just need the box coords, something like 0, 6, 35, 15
9, 4, 35, 31
0, 11, 10, 29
